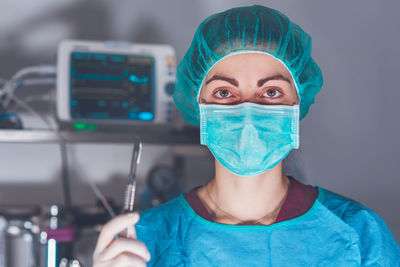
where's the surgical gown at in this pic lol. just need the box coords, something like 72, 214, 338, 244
136, 187, 400, 266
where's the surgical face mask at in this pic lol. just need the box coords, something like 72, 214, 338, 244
199, 102, 299, 177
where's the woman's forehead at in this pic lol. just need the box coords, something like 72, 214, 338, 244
206, 52, 292, 79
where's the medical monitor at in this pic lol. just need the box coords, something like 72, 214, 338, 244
57, 40, 176, 129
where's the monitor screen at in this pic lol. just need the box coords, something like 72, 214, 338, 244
69, 52, 155, 121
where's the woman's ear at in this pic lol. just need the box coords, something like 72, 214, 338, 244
199, 98, 207, 104
198, 85, 206, 104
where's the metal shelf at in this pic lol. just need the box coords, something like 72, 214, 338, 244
0, 127, 200, 145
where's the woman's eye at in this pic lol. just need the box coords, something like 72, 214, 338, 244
263, 88, 282, 98
214, 88, 232, 98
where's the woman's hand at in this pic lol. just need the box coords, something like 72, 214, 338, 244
93, 213, 151, 267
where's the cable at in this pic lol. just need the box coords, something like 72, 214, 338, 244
23, 93, 53, 103
18, 77, 56, 86
1, 77, 56, 110
59, 141, 117, 218
0, 75, 56, 129
18, 77, 56, 87
88, 179, 117, 218
59, 142, 72, 208
10, 95, 54, 129
10, 65, 56, 81
0, 65, 56, 109
0, 66, 56, 130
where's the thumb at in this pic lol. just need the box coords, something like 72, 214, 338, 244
94, 212, 139, 255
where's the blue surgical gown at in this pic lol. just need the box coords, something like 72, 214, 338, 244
136, 187, 400, 266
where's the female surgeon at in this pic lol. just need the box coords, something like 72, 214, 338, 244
93, 5, 400, 266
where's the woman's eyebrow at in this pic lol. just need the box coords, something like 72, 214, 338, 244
257, 75, 291, 87
205, 74, 238, 86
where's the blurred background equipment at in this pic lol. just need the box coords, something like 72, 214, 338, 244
0, 30, 205, 265
138, 164, 182, 210
0, 37, 201, 266
0, 64, 57, 130
57, 40, 177, 131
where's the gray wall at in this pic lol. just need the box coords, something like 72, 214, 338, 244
0, 0, 399, 244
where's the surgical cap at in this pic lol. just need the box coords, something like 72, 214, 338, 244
173, 5, 323, 124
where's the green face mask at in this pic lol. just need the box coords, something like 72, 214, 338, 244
199, 102, 299, 177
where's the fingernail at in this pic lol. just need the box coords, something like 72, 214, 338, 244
147, 251, 151, 261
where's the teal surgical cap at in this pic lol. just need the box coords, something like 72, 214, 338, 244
173, 5, 323, 124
